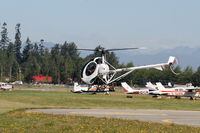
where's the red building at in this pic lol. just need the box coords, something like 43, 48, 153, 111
32, 75, 52, 83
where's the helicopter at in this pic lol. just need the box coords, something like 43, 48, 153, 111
78, 47, 178, 90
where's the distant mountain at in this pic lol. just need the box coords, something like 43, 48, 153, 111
117, 46, 200, 70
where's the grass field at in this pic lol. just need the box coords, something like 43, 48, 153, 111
1, 90, 200, 132
1, 90, 200, 113
0, 110, 200, 133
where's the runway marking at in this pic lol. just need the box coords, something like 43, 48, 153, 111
160, 114, 168, 116
162, 119, 171, 123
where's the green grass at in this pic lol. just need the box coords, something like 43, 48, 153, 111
1, 90, 200, 114
0, 111, 199, 133
1, 90, 200, 132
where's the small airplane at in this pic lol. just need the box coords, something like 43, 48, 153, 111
11, 81, 23, 85
150, 82, 200, 99
150, 82, 193, 96
121, 82, 149, 95
72, 82, 112, 94
0, 82, 13, 91
145, 82, 158, 91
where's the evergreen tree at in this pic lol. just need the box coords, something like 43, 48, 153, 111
177, 66, 193, 84
23, 54, 40, 82
50, 44, 61, 83
6, 42, 18, 81
40, 48, 50, 75
0, 22, 10, 50
22, 37, 33, 62
39, 39, 45, 56
191, 67, 200, 87
14, 23, 22, 63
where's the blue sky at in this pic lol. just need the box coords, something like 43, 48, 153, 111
0, 0, 200, 50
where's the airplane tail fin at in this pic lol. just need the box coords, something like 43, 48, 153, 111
73, 82, 81, 92
156, 82, 166, 90
146, 82, 157, 90
121, 82, 134, 93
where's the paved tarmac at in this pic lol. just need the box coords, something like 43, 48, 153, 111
26, 109, 200, 127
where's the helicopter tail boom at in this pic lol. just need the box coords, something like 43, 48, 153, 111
110, 56, 177, 73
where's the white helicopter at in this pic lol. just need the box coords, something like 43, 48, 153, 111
78, 47, 178, 88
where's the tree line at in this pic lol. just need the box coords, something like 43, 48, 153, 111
0, 22, 200, 86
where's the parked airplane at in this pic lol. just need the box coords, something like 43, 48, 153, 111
145, 82, 158, 91
0, 82, 13, 91
122, 81, 200, 100
121, 82, 149, 94
151, 82, 193, 96
150, 82, 200, 99
72, 82, 111, 94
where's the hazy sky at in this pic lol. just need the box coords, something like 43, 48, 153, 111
0, 0, 200, 50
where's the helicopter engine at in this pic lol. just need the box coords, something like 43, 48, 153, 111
98, 64, 109, 75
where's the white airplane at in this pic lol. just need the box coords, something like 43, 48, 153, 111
121, 82, 149, 94
72, 82, 109, 93
145, 82, 158, 91
72, 82, 89, 93
150, 82, 198, 97
0, 82, 13, 91
152, 82, 200, 99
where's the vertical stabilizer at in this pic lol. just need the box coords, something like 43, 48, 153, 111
121, 82, 134, 93
146, 82, 157, 90
156, 82, 166, 90
73, 82, 81, 92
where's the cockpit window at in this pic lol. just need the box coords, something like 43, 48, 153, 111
86, 62, 97, 76
95, 58, 102, 64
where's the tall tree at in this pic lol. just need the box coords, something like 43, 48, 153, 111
14, 23, 22, 63
22, 37, 33, 62
39, 39, 45, 56
0, 22, 10, 50
6, 42, 18, 81
23, 54, 40, 82
191, 67, 200, 87
177, 66, 193, 84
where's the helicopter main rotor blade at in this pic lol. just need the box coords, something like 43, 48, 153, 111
77, 47, 146, 52
76, 48, 96, 51
106, 48, 139, 51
